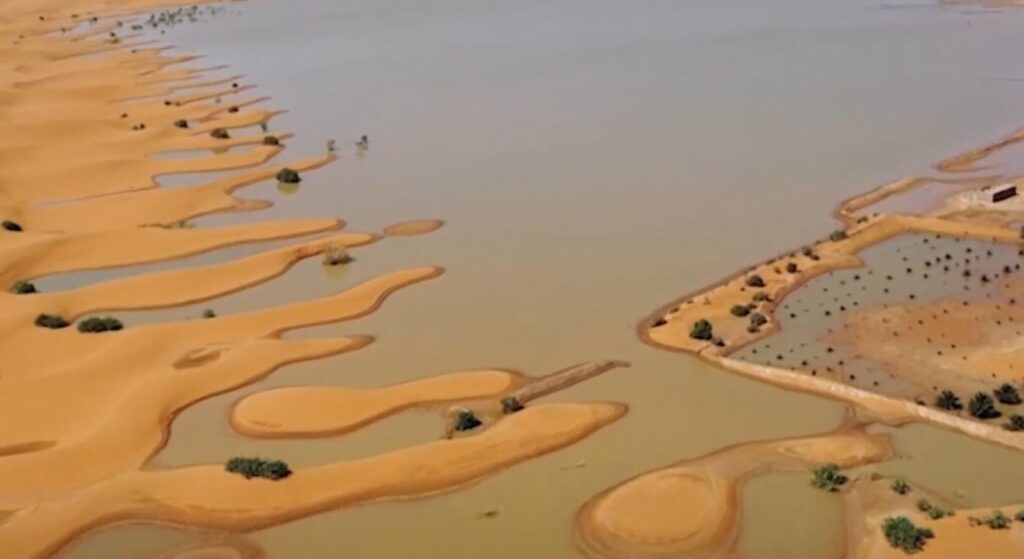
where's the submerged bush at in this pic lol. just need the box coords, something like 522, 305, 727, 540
994, 383, 1022, 406
11, 280, 36, 294
2, 220, 22, 232
810, 463, 848, 492
225, 457, 291, 480
501, 396, 524, 414
276, 167, 301, 184
690, 319, 714, 341
210, 127, 230, 139
935, 390, 963, 411
881, 517, 933, 552
77, 316, 124, 333
890, 478, 911, 495
730, 304, 750, 317
35, 314, 69, 329
262, 135, 280, 146
454, 410, 482, 431
969, 392, 1001, 420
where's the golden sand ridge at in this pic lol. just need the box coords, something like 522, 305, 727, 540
0, 5, 628, 557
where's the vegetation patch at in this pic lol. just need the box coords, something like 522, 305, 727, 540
501, 396, 524, 414
77, 316, 124, 333
890, 478, 911, 495
454, 410, 482, 431
35, 314, 70, 329
994, 383, 1021, 405
173, 119, 188, 129
690, 319, 714, 341
745, 274, 766, 288
276, 168, 301, 184
934, 390, 962, 411
730, 304, 750, 317
881, 516, 933, 553
11, 280, 36, 294
969, 392, 1001, 419
2, 220, 23, 232
210, 128, 230, 139
262, 135, 280, 146
224, 457, 292, 480
810, 463, 847, 492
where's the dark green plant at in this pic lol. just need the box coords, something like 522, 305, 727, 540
77, 316, 124, 333
969, 392, 1001, 419
1005, 415, 1024, 432
927, 507, 947, 520
785, 262, 799, 273
881, 516, 933, 552
690, 319, 713, 341
501, 396, 524, 414
2, 220, 22, 232
1014, 509, 1024, 522
935, 390, 962, 411
730, 304, 750, 317
749, 313, 767, 328
35, 314, 69, 329
262, 135, 280, 146
916, 498, 933, 512
830, 230, 848, 242
751, 292, 770, 303
454, 410, 482, 431
210, 127, 230, 139
276, 168, 301, 184
745, 274, 765, 288
982, 510, 1011, 530
173, 119, 188, 128
202, 308, 216, 319
810, 463, 847, 492
890, 478, 911, 495
994, 383, 1022, 405
224, 457, 291, 480
11, 280, 36, 294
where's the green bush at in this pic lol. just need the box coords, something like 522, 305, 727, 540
454, 410, 482, 431
928, 507, 947, 520
810, 463, 847, 492
890, 478, 911, 495
262, 135, 280, 146
2, 220, 22, 232
994, 383, 1022, 405
210, 127, 230, 139
749, 313, 767, 328
745, 274, 766, 288
1005, 414, 1024, 432
173, 119, 188, 129
935, 390, 963, 411
276, 167, 301, 184
77, 316, 123, 333
982, 510, 1011, 530
969, 392, 1001, 419
752, 292, 771, 303
730, 305, 750, 317
35, 314, 69, 329
881, 517, 933, 552
224, 457, 292, 480
501, 396, 524, 414
916, 498, 933, 512
690, 319, 714, 341
1014, 509, 1024, 522
11, 280, 36, 294
785, 262, 799, 273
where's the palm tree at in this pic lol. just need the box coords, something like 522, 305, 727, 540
994, 383, 1022, 406
969, 392, 1001, 420
935, 389, 963, 411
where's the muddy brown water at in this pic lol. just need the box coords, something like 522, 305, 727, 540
53, 0, 1024, 557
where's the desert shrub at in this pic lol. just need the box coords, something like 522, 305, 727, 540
917, 499, 933, 512
690, 319, 714, 341
202, 308, 216, 319
173, 119, 188, 128
262, 135, 280, 146
11, 280, 36, 294
981, 510, 1011, 530
501, 396, 524, 414
322, 246, 352, 266
994, 383, 1022, 405
786, 262, 799, 273
890, 478, 911, 495
227, 105, 239, 113
2, 220, 22, 232
730, 304, 750, 317
830, 230, 848, 242
1006, 415, 1024, 431
752, 291, 770, 302
749, 313, 767, 327
935, 390, 963, 411
35, 314, 69, 329
745, 274, 766, 288
224, 457, 291, 480
454, 410, 482, 431
210, 127, 230, 139
928, 507, 947, 520
276, 168, 301, 184
969, 392, 1001, 419
881, 517, 933, 552
651, 317, 667, 328
77, 316, 123, 333
810, 463, 847, 492
1015, 509, 1024, 522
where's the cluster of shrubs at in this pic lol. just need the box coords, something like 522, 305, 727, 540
917, 499, 953, 520
934, 385, 1024, 428
78, 316, 124, 333
968, 510, 1016, 530
890, 478, 911, 495
881, 516, 933, 552
35, 314, 69, 329
224, 457, 292, 480
810, 463, 847, 492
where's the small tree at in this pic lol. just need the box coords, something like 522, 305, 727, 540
1005, 415, 1024, 432
210, 127, 230, 139
830, 230, 848, 242
810, 463, 848, 492
276, 168, 301, 183
454, 410, 482, 431
786, 262, 799, 273
501, 396, 524, 414
77, 316, 123, 333
881, 517, 933, 552
935, 390, 963, 411
969, 392, 1001, 419
173, 119, 188, 128
690, 319, 714, 341
225, 457, 291, 480
730, 304, 750, 317
994, 383, 1022, 406
746, 274, 766, 288
890, 478, 911, 495
35, 314, 69, 329
11, 280, 36, 294
262, 135, 280, 146
752, 291, 771, 303
749, 313, 767, 328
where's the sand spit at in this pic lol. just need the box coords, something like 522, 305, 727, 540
382, 219, 445, 237
575, 425, 891, 559
1, 403, 625, 558
231, 360, 629, 439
